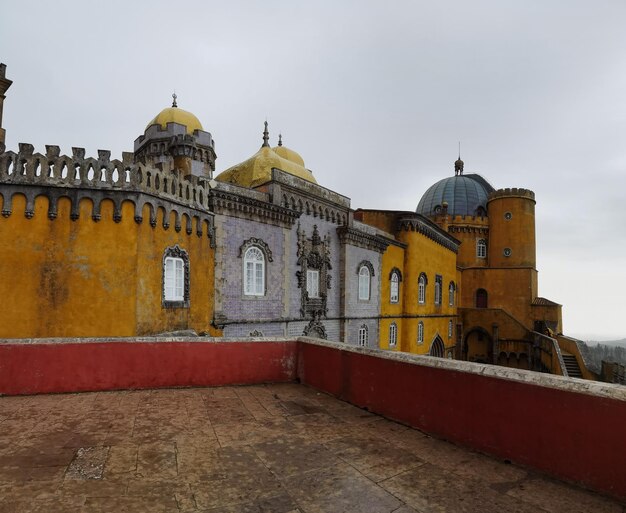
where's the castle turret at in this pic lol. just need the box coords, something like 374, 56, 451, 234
0, 64, 13, 153
486, 188, 536, 268
134, 95, 216, 180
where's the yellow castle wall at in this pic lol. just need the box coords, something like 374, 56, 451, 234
0, 193, 216, 338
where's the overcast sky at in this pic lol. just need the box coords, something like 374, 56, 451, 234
2, 0, 625, 341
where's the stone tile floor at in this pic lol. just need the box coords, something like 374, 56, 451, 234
0, 384, 623, 513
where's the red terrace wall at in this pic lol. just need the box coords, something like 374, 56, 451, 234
1, 338, 625, 500
0, 341, 297, 395
297, 342, 626, 501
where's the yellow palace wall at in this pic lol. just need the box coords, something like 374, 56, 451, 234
0, 194, 216, 338
398, 229, 457, 355
379, 243, 405, 351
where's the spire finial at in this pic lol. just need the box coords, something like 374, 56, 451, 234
278, 133, 283, 147
262, 121, 270, 147
172, 92, 178, 108
454, 141, 464, 176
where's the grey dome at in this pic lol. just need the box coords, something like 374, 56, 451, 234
416, 173, 495, 217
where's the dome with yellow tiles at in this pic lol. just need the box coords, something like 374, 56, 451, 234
216, 125, 317, 188
146, 96, 203, 135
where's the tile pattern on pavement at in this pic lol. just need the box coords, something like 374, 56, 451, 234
0, 384, 623, 513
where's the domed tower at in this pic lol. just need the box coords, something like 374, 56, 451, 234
416, 157, 493, 267
487, 188, 536, 268
133, 94, 216, 179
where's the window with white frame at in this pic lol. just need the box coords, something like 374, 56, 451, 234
244, 246, 265, 296
389, 322, 398, 348
390, 272, 399, 303
477, 239, 487, 259
358, 325, 368, 347
418, 273, 427, 304
358, 266, 371, 301
449, 281, 455, 306
434, 275, 442, 305
417, 321, 424, 344
162, 245, 189, 307
306, 269, 320, 298
448, 319, 453, 338
164, 257, 184, 301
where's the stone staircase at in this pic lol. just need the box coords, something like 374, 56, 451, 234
562, 353, 583, 378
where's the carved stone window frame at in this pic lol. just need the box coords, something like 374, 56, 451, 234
162, 245, 190, 309
296, 224, 332, 318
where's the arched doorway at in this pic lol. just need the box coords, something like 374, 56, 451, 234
464, 328, 493, 363
476, 288, 488, 308
429, 335, 445, 358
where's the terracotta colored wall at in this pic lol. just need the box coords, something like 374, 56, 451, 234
487, 194, 536, 268
297, 343, 626, 501
460, 267, 537, 328
0, 340, 296, 395
0, 194, 215, 337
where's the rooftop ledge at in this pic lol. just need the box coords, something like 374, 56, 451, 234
0, 336, 625, 501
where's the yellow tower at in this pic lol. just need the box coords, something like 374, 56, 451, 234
486, 188, 536, 268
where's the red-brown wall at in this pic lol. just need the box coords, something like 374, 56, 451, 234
0, 340, 297, 395
0, 338, 624, 500
297, 342, 626, 501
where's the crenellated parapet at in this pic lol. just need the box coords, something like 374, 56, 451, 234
0, 144, 215, 241
488, 188, 535, 202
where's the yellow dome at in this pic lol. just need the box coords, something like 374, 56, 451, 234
272, 145, 305, 167
216, 146, 317, 188
146, 107, 203, 135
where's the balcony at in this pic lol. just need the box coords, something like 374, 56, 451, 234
0, 337, 624, 511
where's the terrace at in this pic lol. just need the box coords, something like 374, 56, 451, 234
0, 337, 624, 512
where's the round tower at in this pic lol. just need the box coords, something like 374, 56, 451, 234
487, 188, 536, 268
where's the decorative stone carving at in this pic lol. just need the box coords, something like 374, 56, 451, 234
296, 224, 332, 318
303, 317, 327, 339
238, 237, 273, 262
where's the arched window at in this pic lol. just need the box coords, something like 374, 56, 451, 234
434, 275, 442, 305
448, 320, 453, 338
476, 288, 488, 308
477, 239, 487, 259
418, 273, 427, 304
358, 325, 368, 347
417, 321, 424, 344
244, 247, 265, 296
390, 272, 399, 303
358, 266, 371, 301
448, 281, 456, 306
389, 322, 397, 348
162, 245, 189, 307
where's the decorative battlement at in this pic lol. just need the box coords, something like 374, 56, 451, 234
488, 188, 535, 202
447, 214, 490, 225
0, 144, 215, 241
0, 144, 211, 211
